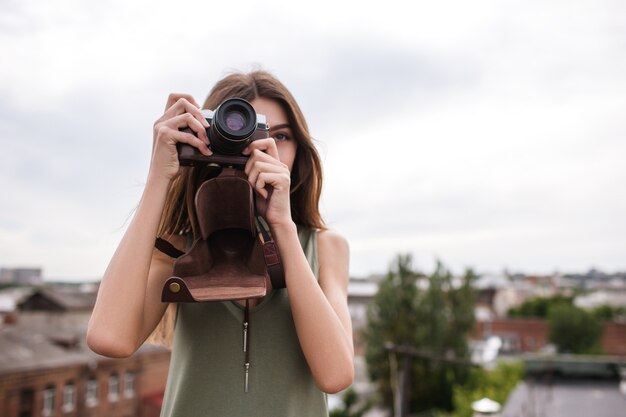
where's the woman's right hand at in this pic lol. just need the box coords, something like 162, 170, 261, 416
150, 93, 212, 182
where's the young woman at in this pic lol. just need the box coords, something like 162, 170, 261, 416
87, 70, 354, 416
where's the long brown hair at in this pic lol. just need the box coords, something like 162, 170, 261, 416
149, 70, 325, 346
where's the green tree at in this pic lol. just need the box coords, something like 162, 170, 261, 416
363, 254, 477, 414
448, 361, 524, 417
363, 254, 423, 409
591, 305, 626, 321
329, 388, 373, 417
548, 304, 603, 354
508, 295, 572, 318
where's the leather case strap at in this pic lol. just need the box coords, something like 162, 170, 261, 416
155, 237, 185, 258
255, 217, 285, 289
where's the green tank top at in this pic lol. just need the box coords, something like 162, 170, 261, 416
159, 227, 329, 417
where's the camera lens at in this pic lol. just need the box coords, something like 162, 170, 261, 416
225, 111, 246, 131
209, 98, 257, 155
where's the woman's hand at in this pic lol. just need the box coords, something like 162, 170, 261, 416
150, 93, 212, 182
243, 138, 293, 228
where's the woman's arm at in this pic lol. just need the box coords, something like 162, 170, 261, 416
272, 224, 355, 394
243, 135, 354, 393
87, 176, 178, 357
87, 94, 210, 357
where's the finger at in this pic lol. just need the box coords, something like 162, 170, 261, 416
255, 172, 289, 198
154, 113, 209, 144
169, 130, 212, 156
160, 98, 209, 130
165, 93, 200, 112
242, 138, 279, 160
245, 150, 288, 181
246, 161, 285, 189
156, 125, 212, 156
162, 113, 209, 143
254, 173, 269, 199
244, 148, 286, 174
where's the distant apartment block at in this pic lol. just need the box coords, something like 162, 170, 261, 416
0, 285, 170, 417
0, 267, 43, 285
471, 318, 626, 355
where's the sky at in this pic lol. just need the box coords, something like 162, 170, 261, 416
1, 0, 625, 281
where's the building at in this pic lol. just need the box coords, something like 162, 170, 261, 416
0, 276, 383, 417
347, 275, 381, 356
503, 378, 625, 417
471, 318, 626, 355
574, 289, 626, 310
0, 285, 171, 417
0, 268, 43, 285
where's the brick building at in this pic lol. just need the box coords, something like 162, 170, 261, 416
0, 287, 171, 417
472, 318, 626, 355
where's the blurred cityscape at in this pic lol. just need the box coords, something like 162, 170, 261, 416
1, 266, 625, 417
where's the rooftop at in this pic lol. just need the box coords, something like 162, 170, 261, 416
0, 312, 166, 376
503, 379, 626, 417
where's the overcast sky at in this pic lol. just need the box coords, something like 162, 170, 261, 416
1, 0, 625, 280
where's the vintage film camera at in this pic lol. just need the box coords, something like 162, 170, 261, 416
161, 98, 284, 303
177, 97, 270, 169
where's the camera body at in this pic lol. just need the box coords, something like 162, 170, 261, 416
177, 98, 270, 169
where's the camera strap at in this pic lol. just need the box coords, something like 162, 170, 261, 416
154, 237, 185, 259
243, 298, 250, 393
254, 216, 285, 290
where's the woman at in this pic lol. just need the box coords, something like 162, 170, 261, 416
87, 70, 354, 416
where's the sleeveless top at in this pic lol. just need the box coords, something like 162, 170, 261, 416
159, 227, 329, 417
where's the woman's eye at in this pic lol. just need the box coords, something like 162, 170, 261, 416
274, 132, 291, 142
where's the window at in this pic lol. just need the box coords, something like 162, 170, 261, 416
42, 386, 55, 417
108, 373, 120, 402
62, 382, 76, 413
19, 388, 34, 417
86, 378, 99, 407
124, 371, 136, 399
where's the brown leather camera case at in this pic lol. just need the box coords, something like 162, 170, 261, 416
161, 168, 270, 302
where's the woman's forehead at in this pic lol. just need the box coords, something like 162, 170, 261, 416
251, 97, 289, 126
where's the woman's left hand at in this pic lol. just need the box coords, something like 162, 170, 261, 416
243, 138, 293, 227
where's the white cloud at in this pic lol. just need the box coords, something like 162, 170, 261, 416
1, 0, 625, 279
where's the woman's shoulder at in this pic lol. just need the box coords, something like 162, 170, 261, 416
316, 228, 349, 252
316, 229, 349, 282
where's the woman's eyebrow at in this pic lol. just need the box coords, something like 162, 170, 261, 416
270, 123, 291, 131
